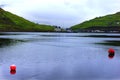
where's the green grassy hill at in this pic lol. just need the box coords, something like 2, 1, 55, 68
70, 12, 120, 32
0, 8, 54, 32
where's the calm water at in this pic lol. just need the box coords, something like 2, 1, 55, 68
0, 32, 120, 80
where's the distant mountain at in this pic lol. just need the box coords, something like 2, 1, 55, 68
0, 8, 54, 32
70, 12, 120, 32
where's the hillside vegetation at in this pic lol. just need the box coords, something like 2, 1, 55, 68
70, 12, 120, 32
0, 8, 54, 32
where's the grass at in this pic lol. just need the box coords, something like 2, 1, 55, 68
0, 8, 54, 32
70, 12, 120, 31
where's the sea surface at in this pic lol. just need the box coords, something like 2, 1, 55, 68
0, 32, 120, 80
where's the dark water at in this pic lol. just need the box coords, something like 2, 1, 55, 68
0, 32, 120, 80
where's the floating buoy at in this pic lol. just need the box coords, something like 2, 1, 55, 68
108, 48, 115, 54
10, 64, 16, 75
108, 48, 115, 59
10, 64, 16, 71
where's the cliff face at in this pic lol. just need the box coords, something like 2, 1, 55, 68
70, 12, 120, 32
0, 8, 54, 32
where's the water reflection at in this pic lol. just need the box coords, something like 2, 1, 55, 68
83, 35, 120, 38
97, 40, 120, 46
10, 70, 16, 75
0, 38, 24, 48
108, 53, 115, 59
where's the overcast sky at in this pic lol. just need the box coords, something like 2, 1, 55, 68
0, 0, 120, 28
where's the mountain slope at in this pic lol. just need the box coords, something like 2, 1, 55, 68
70, 12, 120, 32
0, 8, 54, 32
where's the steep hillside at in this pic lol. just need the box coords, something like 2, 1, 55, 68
0, 8, 54, 32
70, 12, 120, 32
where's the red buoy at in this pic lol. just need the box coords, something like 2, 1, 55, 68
108, 48, 115, 54
108, 48, 115, 59
10, 64, 16, 71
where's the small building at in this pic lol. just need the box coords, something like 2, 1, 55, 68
54, 27, 62, 32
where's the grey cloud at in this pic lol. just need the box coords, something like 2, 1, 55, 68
0, 4, 6, 8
